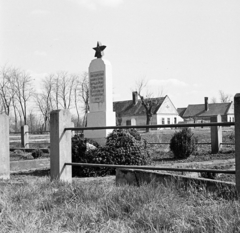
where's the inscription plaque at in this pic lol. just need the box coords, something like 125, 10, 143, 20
90, 71, 105, 103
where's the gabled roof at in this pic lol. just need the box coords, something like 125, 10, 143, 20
113, 96, 166, 117
182, 102, 232, 118
177, 108, 187, 118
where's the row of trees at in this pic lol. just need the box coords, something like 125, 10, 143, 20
0, 66, 89, 132
0, 65, 233, 133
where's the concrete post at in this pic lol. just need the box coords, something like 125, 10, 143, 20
21, 125, 29, 148
50, 110, 72, 183
210, 114, 222, 154
0, 114, 10, 179
234, 94, 240, 194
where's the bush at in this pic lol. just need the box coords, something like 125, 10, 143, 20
229, 132, 235, 143
170, 128, 198, 159
31, 149, 43, 159
72, 129, 150, 177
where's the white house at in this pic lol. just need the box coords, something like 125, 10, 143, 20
113, 92, 183, 126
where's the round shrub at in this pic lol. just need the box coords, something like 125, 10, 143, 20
31, 149, 43, 159
72, 129, 150, 177
170, 128, 198, 159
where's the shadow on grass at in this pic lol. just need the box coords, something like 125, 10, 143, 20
12, 169, 50, 177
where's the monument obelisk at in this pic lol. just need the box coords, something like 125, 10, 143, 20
84, 42, 116, 145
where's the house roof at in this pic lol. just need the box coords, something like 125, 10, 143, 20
177, 108, 187, 118
113, 96, 166, 117
182, 102, 232, 118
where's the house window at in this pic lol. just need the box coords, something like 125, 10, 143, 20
229, 117, 231, 122
162, 118, 165, 124
126, 120, 131, 126
167, 118, 170, 124
174, 117, 177, 124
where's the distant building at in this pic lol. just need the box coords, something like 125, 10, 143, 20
113, 92, 183, 126
177, 97, 234, 123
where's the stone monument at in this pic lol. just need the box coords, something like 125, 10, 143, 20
84, 42, 116, 145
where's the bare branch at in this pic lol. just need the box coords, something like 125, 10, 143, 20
219, 90, 232, 103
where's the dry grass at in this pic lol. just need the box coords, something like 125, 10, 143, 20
0, 173, 240, 233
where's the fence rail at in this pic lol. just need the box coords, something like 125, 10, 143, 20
65, 122, 235, 131
65, 162, 235, 174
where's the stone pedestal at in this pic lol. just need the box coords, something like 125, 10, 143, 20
0, 114, 9, 180
85, 58, 116, 145
50, 110, 72, 183
21, 125, 29, 148
234, 93, 240, 194
210, 114, 222, 154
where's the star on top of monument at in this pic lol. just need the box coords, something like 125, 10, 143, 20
93, 42, 106, 59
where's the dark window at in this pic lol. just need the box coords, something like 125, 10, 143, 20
174, 117, 177, 124
126, 120, 131, 126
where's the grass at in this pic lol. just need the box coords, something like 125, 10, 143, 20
1, 174, 240, 233
142, 128, 235, 163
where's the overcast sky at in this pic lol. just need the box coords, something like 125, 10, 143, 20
1, 0, 240, 108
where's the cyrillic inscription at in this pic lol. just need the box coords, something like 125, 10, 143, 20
90, 71, 105, 103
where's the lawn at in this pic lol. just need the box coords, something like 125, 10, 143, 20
1, 174, 240, 233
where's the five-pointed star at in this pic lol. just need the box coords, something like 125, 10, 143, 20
93, 42, 106, 58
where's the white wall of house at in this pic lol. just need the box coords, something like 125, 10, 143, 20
156, 96, 183, 125
117, 96, 183, 126
120, 115, 158, 126
227, 102, 234, 122
227, 114, 235, 122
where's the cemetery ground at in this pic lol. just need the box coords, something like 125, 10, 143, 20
1, 127, 239, 232
10, 127, 236, 182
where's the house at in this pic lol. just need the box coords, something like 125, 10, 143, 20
178, 97, 234, 123
113, 92, 183, 126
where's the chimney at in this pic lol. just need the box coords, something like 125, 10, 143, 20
132, 91, 138, 105
204, 97, 209, 111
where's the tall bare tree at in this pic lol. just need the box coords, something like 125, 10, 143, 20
78, 72, 89, 127
0, 66, 15, 115
58, 72, 76, 109
12, 69, 34, 125
135, 78, 155, 132
34, 74, 55, 131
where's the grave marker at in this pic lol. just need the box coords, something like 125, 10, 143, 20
0, 114, 10, 180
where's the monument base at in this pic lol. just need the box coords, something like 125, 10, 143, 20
84, 111, 116, 146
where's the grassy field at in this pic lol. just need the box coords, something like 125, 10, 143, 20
0, 174, 239, 233
2, 128, 238, 232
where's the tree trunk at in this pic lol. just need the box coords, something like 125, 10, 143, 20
146, 115, 151, 132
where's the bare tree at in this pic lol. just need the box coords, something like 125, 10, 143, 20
135, 78, 155, 132
58, 72, 76, 109
12, 69, 34, 125
210, 97, 217, 103
34, 74, 55, 131
78, 72, 89, 127
0, 66, 15, 115
52, 73, 60, 109
73, 74, 82, 127
219, 90, 232, 103
12, 96, 20, 131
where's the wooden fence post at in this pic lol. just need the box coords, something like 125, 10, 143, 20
0, 114, 10, 179
21, 125, 29, 148
50, 110, 72, 183
210, 114, 222, 154
234, 94, 240, 194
